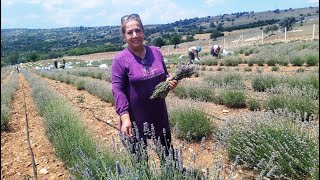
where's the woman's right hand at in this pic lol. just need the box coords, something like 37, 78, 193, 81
120, 114, 132, 137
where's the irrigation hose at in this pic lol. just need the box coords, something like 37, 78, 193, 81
22, 84, 38, 180
55, 87, 120, 131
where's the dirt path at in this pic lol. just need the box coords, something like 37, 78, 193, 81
1, 73, 71, 180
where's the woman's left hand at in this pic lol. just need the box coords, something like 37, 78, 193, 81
167, 79, 179, 90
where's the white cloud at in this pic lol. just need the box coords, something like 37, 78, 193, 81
25, 13, 40, 19
1, 0, 14, 5
307, 0, 319, 3
25, 0, 41, 4
203, 0, 224, 7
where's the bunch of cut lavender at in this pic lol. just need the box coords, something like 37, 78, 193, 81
150, 64, 197, 100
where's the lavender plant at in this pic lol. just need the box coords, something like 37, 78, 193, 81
216, 110, 319, 179
150, 64, 197, 100
1, 73, 19, 131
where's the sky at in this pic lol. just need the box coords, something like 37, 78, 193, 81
1, 0, 319, 29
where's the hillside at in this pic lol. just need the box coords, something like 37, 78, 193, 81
1, 6, 319, 66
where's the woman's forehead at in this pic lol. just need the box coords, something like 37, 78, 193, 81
124, 20, 141, 29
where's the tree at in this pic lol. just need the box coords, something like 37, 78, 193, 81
170, 34, 181, 49
152, 37, 165, 48
29, 52, 40, 62
7, 52, 19, 65
210, 29, 224, 40
279, 17, 297, 31
185, 35, 195, 42
209, 22, 216, 28
263, 25, 278, 35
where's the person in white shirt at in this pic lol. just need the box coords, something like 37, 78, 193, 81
188, 46, 202, 64
210, 45, 221, 59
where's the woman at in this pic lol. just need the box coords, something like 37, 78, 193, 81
188, 46, 202, 64
210, 45, 221, 59
111, 14, 178, 158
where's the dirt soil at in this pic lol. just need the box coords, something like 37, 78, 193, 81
1, 74, 71, 180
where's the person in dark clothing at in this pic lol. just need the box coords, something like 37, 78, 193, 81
62, 59, 66, 69
210, 45, 221, 59
54, 60, 58, 69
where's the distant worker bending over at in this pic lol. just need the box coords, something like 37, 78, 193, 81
188, 46, 202, 64
210, 45, 221, 59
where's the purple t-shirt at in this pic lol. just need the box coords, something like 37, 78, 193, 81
111, 45, 170, 139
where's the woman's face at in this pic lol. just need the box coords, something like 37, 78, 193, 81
123, 20, 144, 50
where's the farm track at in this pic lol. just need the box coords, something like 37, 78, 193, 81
1, 73, 71, 180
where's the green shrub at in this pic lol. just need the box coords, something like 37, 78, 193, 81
266, 59, 277, 66
246, 98, 261, 111
305, 54, 319, 66
201, 59, 218, 66
204, 72, 245, 89
219, 90, 246, 108
1, 106, 9, 131
271, 66, 279, 71
74, 80, 85, 90
169, 107, 213, 141
252, 74, 279, 92
173, 84, 217, 102
226, 117, 318, 179
221, 56, 242, 66
290, 56, 304, 66
265, 95, 317, 121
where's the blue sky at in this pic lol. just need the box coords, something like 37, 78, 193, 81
1, 0, 319, 29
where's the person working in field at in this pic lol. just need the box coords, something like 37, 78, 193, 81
188, 46, 202, 64
111, 13, 179, 161
210, 45, 221, 59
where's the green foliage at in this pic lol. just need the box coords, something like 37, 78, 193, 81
173, 84, 217, 103
227, 118, 318, 179
263, 25, 279, 35
290, 56, 304, 66
152, 37, 166, 48
279, 17, 297, 31
210, 29, 224, 40
265, 95, 317, 120
200, 58, 218, 66
204, 72, 245, 89
29, 52, 40, 62
246, 98, 261, 111
150, 64, 197, 100
252, 74, 279, 92
74, 80, 85, 90
218, 90, 247, 108
271, 66, 279, 71
169, 107, 213, 141
305, 54, 319, 66
1, 106, 9, 131
24, 71, 116, 177
1, 73, 19, 131
220, 56, 242, 66
170, 34, 181, 48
